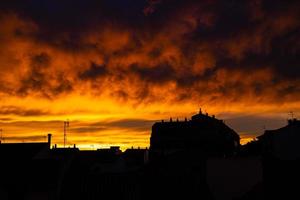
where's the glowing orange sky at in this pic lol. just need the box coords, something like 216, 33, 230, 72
0, 0, 299, 150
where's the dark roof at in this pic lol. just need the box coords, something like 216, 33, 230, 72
124, 148, 148, 153
152, 113, 239, 140
0, 142, 49, 160
258, 119, 300, 139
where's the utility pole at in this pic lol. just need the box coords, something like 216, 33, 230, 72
64, 120, 69, 148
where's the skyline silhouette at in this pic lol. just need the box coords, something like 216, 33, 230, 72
1, 112, 300, 200
0, 110, 295, 149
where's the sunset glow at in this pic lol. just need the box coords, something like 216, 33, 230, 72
0, 0, 299, 150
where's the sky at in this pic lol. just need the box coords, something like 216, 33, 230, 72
0, 0, 299, 149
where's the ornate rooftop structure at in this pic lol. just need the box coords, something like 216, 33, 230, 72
150, 110, 240, 157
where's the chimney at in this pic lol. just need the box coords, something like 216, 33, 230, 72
47, 133, 52, 149
170, 117, 172, 122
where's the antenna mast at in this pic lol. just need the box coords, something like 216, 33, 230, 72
64, 120, 69, 148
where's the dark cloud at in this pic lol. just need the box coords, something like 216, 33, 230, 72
224, 114, 287, 136
0, 0, 148, 46
79, 62, 108, 80
0, 0, 299, 105
31, 52, 51, 67
3, 135, 46, 141
0, 106, 49, 116
17, 53, 51, 96
130, 63, 175, 84
70, 126, 108, 134
0, 117, 13, 121
16, 52, 73, 98
105, 118, 155, 131
84, 119, 155, 133
52, 119, 155, 135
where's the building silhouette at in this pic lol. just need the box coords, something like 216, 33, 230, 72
150, 111, 240, 158
239, 118, 300, 200
255, 118, 300, 200
257, 118, 300, 160
1, 114, 300, 200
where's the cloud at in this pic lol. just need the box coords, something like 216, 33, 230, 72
70, 126, 108, 134
223, 114, 287, 135
0, 0, 299, 105
0, 117, 13, 121
70, 119, 155, 134
79, 62, 108, 80
0, 106, 50, 116
103, 118, 155, 132
3, 135, 47, 141
130, 63, 175, 84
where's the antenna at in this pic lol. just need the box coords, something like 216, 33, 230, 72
64, 120, 70, 148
